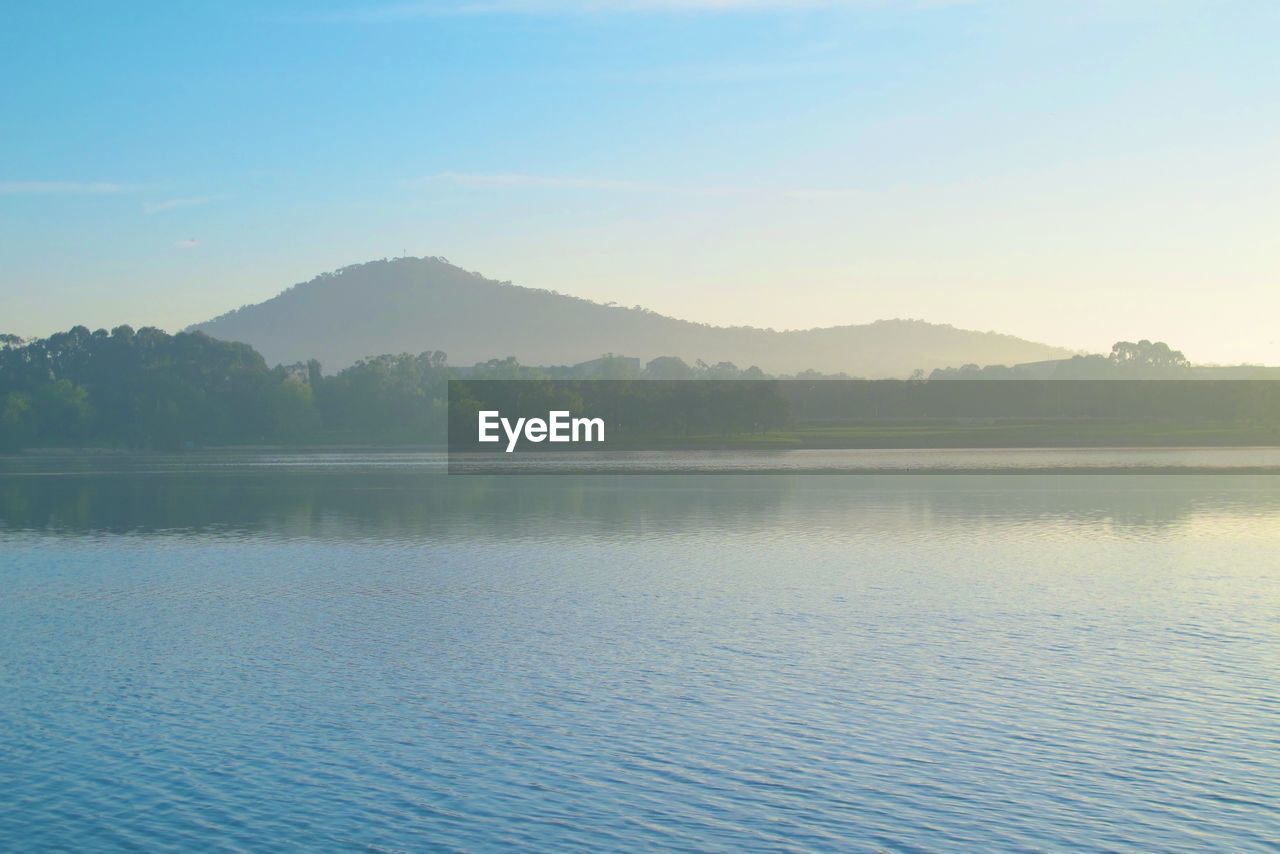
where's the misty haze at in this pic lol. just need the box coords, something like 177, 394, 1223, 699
190, 257, 1076, 377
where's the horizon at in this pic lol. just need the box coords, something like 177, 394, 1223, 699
12, 254, 1278, 367
4, 1, 1279, 364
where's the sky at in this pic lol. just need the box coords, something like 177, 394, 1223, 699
1, 0, 1277, 363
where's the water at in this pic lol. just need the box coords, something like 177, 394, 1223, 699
1, 453, 1278, 850
449, 446, 1280, 474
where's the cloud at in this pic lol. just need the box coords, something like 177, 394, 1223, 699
174, 238, 200, 249
620, 56, 854, 83
421, 171, 705, 193
0, 181, 143, 195
420, 171, 863, 199
144, 195, 229, 215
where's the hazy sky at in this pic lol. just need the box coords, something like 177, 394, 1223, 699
2, 0, 1277, 363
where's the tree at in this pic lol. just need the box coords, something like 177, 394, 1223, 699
584, 354, 641, 380
1109, 340, 1190, 370
269, 373, 320, 441
33, 380, 94, 442
319, 351, 449, 441
701, 361, 743, 380
644, 356, 695, 380
0, 391, 33, 451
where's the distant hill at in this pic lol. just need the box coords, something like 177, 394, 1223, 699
189, 257, 1075, 377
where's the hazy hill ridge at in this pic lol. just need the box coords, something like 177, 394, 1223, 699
190, 257, 1074, 377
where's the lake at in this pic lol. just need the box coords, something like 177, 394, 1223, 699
1, 452, 1277, 850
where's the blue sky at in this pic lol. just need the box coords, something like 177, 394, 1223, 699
2, 0, 1277, 362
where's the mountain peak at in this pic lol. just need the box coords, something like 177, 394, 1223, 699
190, 258, 1074, 377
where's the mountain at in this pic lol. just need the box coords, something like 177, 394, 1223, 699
189, 257, 1075, 377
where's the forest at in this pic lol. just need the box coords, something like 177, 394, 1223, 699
0, 326, 786, 450
2, 326, 1276, 451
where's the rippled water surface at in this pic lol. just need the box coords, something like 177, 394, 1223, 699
2, 454, 1278, 850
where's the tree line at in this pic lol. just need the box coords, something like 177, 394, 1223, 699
928, 340, 1195, 379
0, 326, 795, 450
5, 327, 1273, 452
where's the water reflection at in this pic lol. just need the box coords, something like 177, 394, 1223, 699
2, 453, 1279, 539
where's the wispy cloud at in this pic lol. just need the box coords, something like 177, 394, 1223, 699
421, 171, 709, 194
0, 181, 143, 195
144, 194, 229, 215
420, 170, 861, 199
619, 56, 854, 83
174, 238, 200, 250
